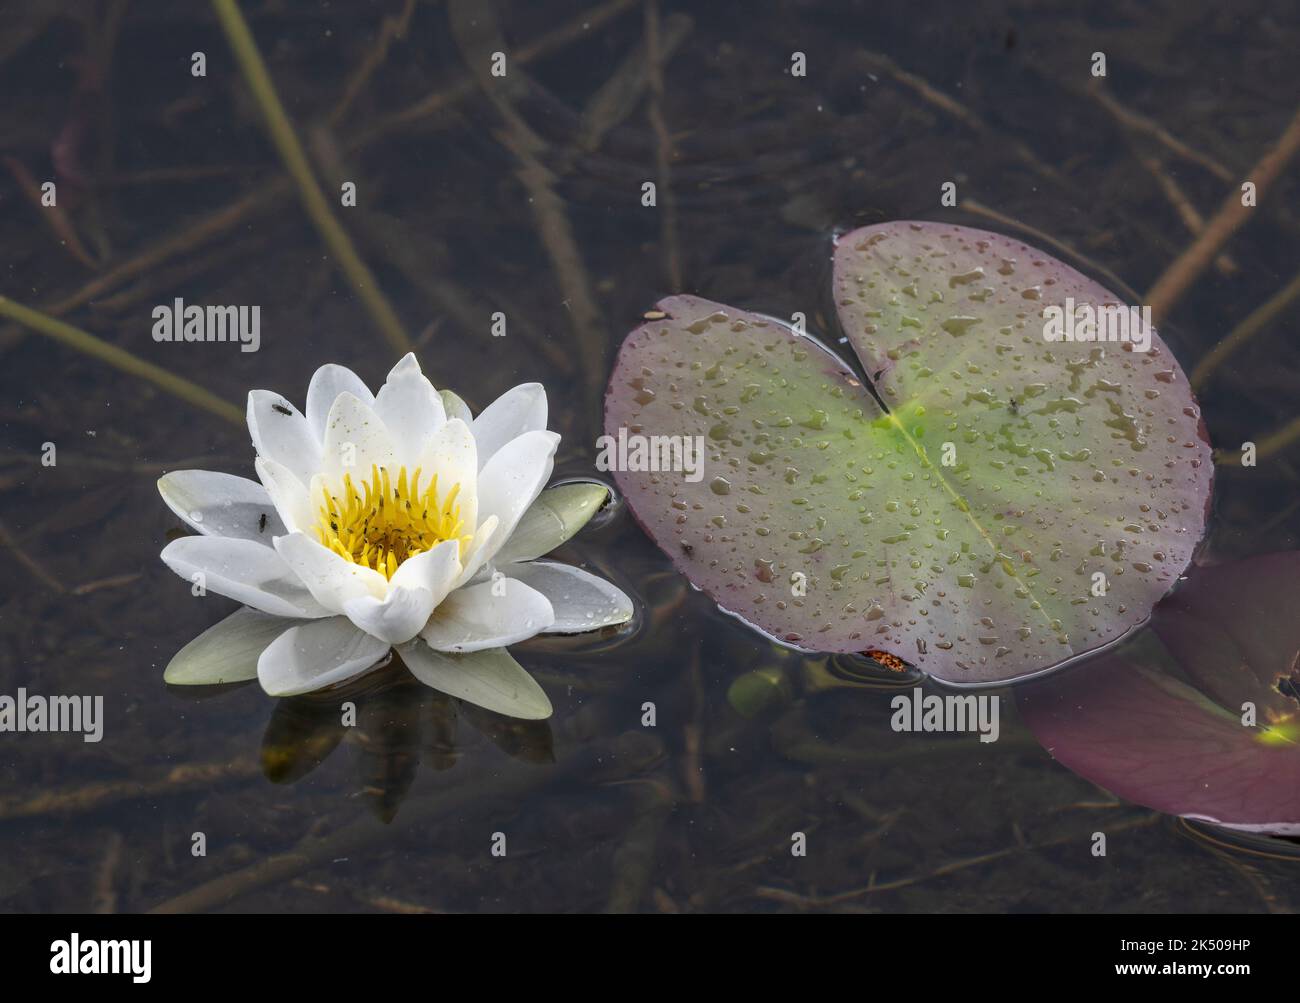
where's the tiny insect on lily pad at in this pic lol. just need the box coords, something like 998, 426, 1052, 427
605, 222, 1213, 683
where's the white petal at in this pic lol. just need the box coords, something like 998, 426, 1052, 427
420, 577, 554, 653
440, 388, 473, 424
342, 587, 434, 645
471, 383, 548, 469
321, 391, 397, 485
161, 536, 330, 618
338, 539, 462, 644
417, 417, 478, 534
458, 514, 499, 585
306, 363, 375, 444
158, 470, 285, 543
493, 483, 609, 564
400, 641, 552, 719
391, 538, 462, 604
374, 353, 446, 467
257, 618, 390, 696
255, 456, 313, 534
165, 607, 303, 685
509, 561, 634, 632
247, 391, 321, 487
273, 532, 388, 614
471, 430, 559, 571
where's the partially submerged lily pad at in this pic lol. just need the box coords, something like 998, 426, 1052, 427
1018, 654, 1300, 835
605, 222, 1212, 683
1151, 551, 1300, 730
1019, 553, 1300, 835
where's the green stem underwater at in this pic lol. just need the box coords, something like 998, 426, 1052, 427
0, 296, 244, 426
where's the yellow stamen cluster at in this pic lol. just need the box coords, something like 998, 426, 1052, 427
315, 464, 471, 578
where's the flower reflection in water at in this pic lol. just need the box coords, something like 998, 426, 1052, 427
260, 652, 553, 822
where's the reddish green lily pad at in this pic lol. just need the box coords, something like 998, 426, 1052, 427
605, 222, 1212, 683
1152, 551, 1300, 729
1018, 655, 1300, 835
1020, 553, 1300, 834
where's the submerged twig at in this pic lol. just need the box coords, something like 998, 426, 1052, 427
447, 0, 607, 416
1146, 102, 1300, 321
211, 0, 412, 356
0, 759, 261, 820
1, 155, 99, 269
71, 572, 143, 596
962, 200, 1133, 295
0, 296, 244, 426
0, 515, 67, 593
1191, 266, 1300, 391
1134, 152, 1236, 274
44, 185, 287, 318
1086, 79, 1236, 184
358, 0, 640, 146
90, 231, 275, 316
359, 892, 441, 914
1216, 412, 1300, 467
605, 778, 674, 913
9, 2, 629, 356
754, 813, 1159, 907
682, 644, 706, 803
328, 0, 418, 127
92, 831, 125, 914
859, 51, 1068, 190
644, 1, 683, 292
577, 13, 692, 154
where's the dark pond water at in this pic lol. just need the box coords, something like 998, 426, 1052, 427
1, 0, 1298, 912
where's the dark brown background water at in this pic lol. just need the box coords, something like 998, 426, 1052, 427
1, 0, 1298, 912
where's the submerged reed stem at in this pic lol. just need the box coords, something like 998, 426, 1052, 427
211, 0, 412, 357
0, 296, 243, 426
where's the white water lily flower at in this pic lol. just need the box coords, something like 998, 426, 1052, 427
157, 354, 634, 719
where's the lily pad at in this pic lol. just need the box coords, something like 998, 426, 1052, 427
1020, 554, 1300, 834
1018, 654, 1300, 835
1151, 551, 1300, 729
605, 222, 1212, 683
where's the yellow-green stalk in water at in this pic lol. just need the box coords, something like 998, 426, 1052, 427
0, 296, 243, 426
211, 0, 412, 357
